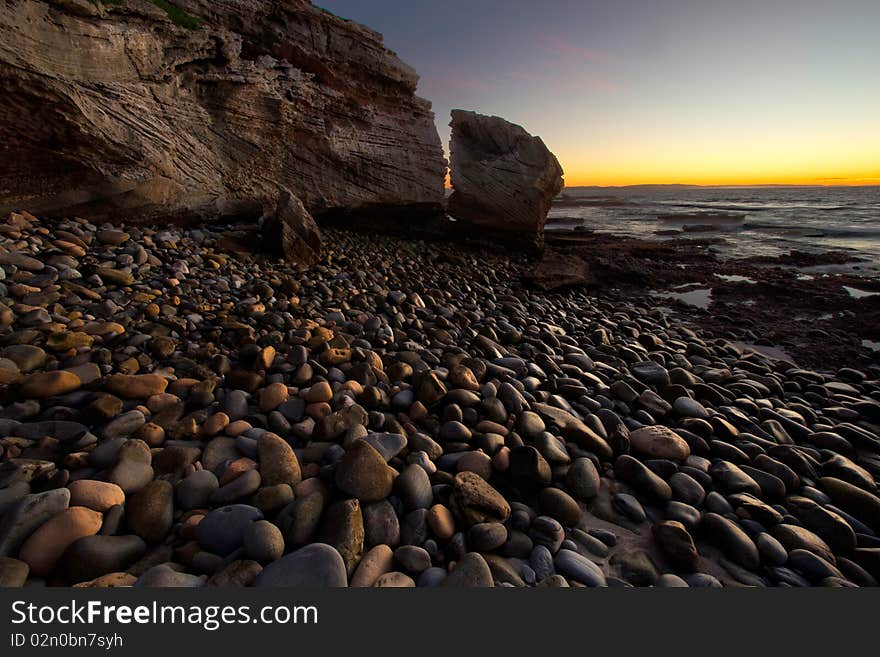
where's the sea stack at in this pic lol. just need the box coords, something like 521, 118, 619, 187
448, 110, 564, 249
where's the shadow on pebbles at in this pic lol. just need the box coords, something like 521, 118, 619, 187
0, 210, 878, 588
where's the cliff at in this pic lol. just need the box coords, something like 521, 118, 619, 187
0, 0, 446, 223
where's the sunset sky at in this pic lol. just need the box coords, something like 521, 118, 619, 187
318, 0, 880, 187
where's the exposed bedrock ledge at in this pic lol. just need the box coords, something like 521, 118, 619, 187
0, 0, 446, 224
447, 109, 564, 251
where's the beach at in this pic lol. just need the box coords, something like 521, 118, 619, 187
1, 210, 879, 588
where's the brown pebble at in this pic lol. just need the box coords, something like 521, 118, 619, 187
68, 480, 125, 513
19, 507, 103, 577
427, 504, 456, 541
304, 381, 333, 403
457, 451, 493, 480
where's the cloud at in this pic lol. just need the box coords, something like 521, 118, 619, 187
538, 34, 613, 64
418, 64, 497, 94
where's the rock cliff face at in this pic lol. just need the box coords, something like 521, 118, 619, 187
0, 0, 446, 224
448, 110, 564, 249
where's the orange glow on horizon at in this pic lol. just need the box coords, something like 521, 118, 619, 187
443, 171, 880, 189
561, 174, 880, 188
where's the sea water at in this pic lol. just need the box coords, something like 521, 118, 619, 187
546, 185, 880, 275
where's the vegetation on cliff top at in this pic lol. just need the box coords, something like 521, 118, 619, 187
101, 0, 201, 29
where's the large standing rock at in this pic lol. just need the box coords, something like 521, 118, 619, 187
262, 190, 322, 266
448, 110, 564, 249
0, 0, 445, 227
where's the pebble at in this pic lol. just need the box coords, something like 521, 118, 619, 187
243, 520, 285, 564
756, 532, 789, 567
614, 455, 672, 501
538, 488, 582, 526
58, 534, 146, 584
564, 458, 600, 500
374, 571, 416, 587
451, 471, 511, 526
104, 374, 168, 399
19, 506, 103, 577
554, 549, 606, 587
254, 543, 348, 587
125, 480, 173, 544
20, 370, 81, 398
196, 505, 263, 556
0, 557, 29, 587
318, 498, 364, 574
334, 440, 394, 502
176, 470, 219, 510
702, 512, 760, 570
68, 480, 125, 513
211, 468, 261, 504
442, 552, 494, 587
136, 565, 204, 588
1, 215, 878, 589
396, 464, 433, 510
350, 544, 394, 587
427, 504, 456, 541
509, 446, 552, 487
653, 520, 699, 571
628, 425, 691, 461
394, 545, 431, 573
0, 488, 71, 557
467, 522, 508, 551
278, 493, 324, 547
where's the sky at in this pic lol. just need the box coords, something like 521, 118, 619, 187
317, 0, 880, 187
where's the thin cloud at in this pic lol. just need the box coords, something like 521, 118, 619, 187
419, 64, 497, 94
538, 34, 613, 64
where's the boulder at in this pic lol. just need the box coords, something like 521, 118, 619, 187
262, 189, 322, 266
448, 110, 564, 249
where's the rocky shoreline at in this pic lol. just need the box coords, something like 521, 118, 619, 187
1, 211, 879, 588
543, 230, 880, 370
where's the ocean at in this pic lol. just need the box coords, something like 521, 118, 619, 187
546, 185, 880, 275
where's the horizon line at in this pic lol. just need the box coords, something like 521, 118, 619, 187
560, 181, 880, 189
